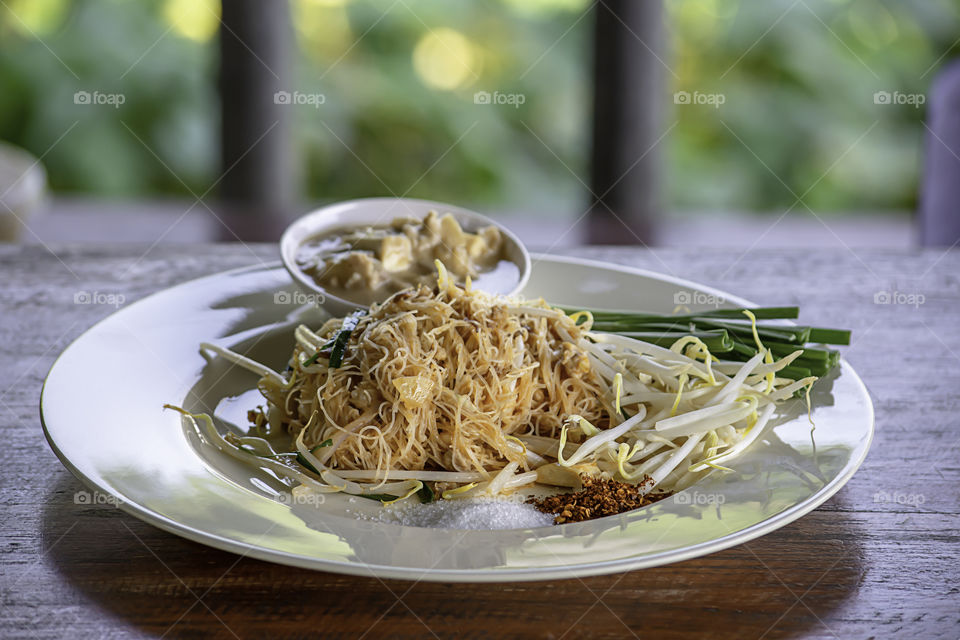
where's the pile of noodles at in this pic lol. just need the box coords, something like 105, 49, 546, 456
178, 269, 819, 505
256, 278, 608, 480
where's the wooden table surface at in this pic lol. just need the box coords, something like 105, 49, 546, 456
1, 244, 958, 639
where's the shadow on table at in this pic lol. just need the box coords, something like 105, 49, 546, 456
44, 474, 865, 640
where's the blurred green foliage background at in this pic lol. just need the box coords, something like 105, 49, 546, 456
0, 0, 957, 215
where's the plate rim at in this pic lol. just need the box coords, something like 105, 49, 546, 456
40, 254, 875, 582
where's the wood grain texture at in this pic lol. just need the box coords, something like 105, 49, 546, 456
1, 244, 958, 639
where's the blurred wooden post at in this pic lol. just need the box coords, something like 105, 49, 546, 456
218, 0, 295, 240
588, 0, 663, 245
920, 59, 960, 247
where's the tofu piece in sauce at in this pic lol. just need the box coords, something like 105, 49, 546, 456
380, 235, 413, 272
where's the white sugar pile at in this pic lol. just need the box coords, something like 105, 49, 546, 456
377, 498, 555, 530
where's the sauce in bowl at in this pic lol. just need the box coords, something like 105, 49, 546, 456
294, 211, 520, 307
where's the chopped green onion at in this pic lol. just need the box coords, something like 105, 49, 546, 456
417, 483, 435, 504
311, 439, 333, 452
779, 365, 813, 380
356, 493, 400, 502
760, 342, 832, 360
329, 310, 365, 368
563, 306, 800, 322
296, 452, 320, 475
572, 305, 848, 377
295, 439, 334, 473
302, 339, 335, 367
807, 327, 851, 345
614, 329, 733, 353
300, 310, 366, 368
693, 319, 810, 344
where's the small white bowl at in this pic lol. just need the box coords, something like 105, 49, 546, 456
280, 197, 531, 316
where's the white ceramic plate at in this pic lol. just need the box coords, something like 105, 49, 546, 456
41, 256, 873, 582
